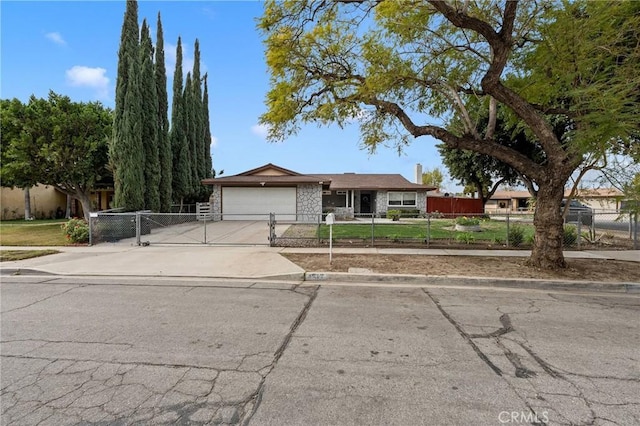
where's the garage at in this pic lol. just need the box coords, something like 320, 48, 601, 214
222, 187, 297, 220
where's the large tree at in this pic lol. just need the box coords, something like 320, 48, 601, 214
202, 74, 213, 180
170, 37, 191, 208
110, 0, 144, 211
155, 12, 172, 212
0, 98, 39, 219
140, 19, 161, 211
1, 93, 112, 221
259, 0, 640, 269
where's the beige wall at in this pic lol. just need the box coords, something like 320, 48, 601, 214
1, 185, 66, 220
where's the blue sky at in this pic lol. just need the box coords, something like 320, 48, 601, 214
1, 1, 453, 188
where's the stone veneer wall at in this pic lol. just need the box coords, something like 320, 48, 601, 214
296, 184, 322, 222
208, 185, 222, 220
375, 190, 427, 216
375, 190, 388, 216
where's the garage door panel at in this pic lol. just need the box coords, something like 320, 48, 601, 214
222, 187, 296, 221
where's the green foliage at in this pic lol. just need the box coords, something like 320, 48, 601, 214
1, 93, 112, 221
111, 0, 144, 211
203, 75, 213, 180
170, 37, 191, 203
421, 167, 444, 189
61, 218, 89, 244
140, 19, 161, 212
508, 225, 525, 247
259, 1, 640, 269
155, 12, 172, 212
563, 225, 577, 246
455, 233, 475, 245
386, 210, 401, 220
455, 216, 480, 227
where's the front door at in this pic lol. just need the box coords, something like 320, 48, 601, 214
360, 192, 371, 213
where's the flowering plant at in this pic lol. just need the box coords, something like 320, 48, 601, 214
455, 216, 480, 226
61, 218, 89, 244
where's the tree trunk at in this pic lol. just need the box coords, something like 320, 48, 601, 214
66, 195, 72, 219
76, 192, 93, 222
528, 181, 566, 269
24, 187, 32, 220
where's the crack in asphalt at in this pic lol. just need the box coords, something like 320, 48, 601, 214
241, 285, 319, 425
1, 285, 84, 314
422, 289, 503, 376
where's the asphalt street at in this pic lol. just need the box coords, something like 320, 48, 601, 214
1, 276, 638, 425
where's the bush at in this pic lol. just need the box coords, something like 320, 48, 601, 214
456, 233, 475, 244
509, 224, 525, 247
61, 218, 89, 244
386, 210, 401, 220
455, 216, 480, 226
563, 225, 577, 246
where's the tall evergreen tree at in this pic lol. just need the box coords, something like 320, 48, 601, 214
140, 19, 160, 211
202, 74, 213, 179
191, 39, 206, 198
155, 12, 172, 212
184, 71, 199, 199
111, 0, 144, 211
170, 37, 191, 207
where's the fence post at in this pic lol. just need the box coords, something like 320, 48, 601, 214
136, 211, 141, 246
203, 214, 207, 244
633, 212, 640, 250
371, 213, 375, 246
506, 212, 510, 247
577, 211, 582, 250
89, 214, 93, 246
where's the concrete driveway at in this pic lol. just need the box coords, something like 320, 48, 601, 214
137, 220, 287, 246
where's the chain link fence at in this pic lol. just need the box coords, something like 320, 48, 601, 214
89, 204, 273, 246
270, 211, 639, 250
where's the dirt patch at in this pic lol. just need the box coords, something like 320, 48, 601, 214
282, 253, 640, 283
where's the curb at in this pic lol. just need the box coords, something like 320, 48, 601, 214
304, 271, 640, 293
0, 267, 305, 282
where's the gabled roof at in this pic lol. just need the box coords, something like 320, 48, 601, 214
201, 163, 436, 191
314, 173, 435, 191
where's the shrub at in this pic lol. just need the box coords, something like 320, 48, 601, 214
455, 216, 480, 226
508, 224, 525, 247
386, 210, 401, 221
456, 233, 475, 244
563, 225, 577, 246
61, 218, 89, 244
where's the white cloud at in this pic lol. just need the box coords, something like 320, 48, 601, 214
45, 31, 66, 46
210, 135, 218, 148
65, 66, 110, 99
251, 123, 271, 139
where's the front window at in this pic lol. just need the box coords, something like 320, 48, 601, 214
388, 192, 416, 207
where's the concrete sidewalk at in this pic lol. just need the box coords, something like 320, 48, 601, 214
1, 245, 638, 291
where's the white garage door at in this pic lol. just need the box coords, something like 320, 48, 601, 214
222, 187, 297, 221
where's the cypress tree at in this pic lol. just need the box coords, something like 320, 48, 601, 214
111, 0, 144, 211
184, 71, 199, 199
202, 73, 213, 179
170, 37, 191, 208
191, 39, 206, 198
155, 12, 172, 212
140, 19, 160, 211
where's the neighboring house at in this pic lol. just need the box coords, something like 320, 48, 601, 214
201, 163, 435, 221
486, 188, 625, 213
0, 185, 66, 220
485, 190, 533, 213
0, 182, 115, 220
572, 188, 624, 211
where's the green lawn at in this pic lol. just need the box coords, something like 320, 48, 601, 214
0, 219, 70, 246
0, 249, 60, 261
317, 219, 536, 243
